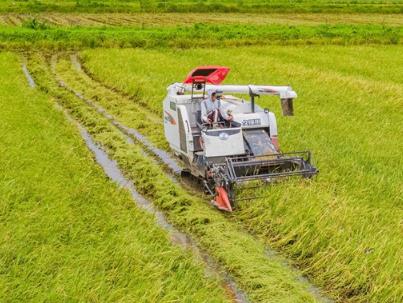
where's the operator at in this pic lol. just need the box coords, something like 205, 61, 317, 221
201, 89, 233, 127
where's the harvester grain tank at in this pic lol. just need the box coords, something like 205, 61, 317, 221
163, 66, 317, 211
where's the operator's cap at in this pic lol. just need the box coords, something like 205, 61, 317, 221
207, 89, 217, 97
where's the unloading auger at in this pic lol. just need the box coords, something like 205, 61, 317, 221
163, 66, 318, 211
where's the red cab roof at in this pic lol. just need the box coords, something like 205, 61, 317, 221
183, 66, 230, 84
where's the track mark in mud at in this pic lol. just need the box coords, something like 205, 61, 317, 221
54, 102, 249, 303
21, 63, 36, 88
51, 59, 181, 174
70, 54, 83, 72
72, 54, 160, 116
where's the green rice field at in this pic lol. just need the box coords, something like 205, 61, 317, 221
0, 2, 402, 302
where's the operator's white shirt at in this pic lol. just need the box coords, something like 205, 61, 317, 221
201, 98, 227, 123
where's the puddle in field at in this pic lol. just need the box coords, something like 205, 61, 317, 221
70, 54, 82, 72
78, 125, 249, 303
22, 63, 36, 88
117, 123, 182, 174
57, 78, 182, 174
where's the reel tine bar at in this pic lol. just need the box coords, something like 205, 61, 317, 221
225, 151, 317, 184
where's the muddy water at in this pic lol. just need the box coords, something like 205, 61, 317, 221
69, 56, 180, 172
22, 63, 36, 88
78, 124, 249, 303
70, 54, 82, 72
57, 78, 183, 174
118, 123, 182, 174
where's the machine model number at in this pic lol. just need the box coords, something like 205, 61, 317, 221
242, 119, 261, 126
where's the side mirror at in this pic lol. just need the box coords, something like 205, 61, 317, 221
280, 98, 294, 116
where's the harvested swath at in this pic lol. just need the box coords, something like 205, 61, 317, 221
5, 14, 21, 26
0, 0, 401, 14
0, 15, 8, 25
1, 13, 403, 27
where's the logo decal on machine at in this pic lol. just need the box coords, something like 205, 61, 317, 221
219, 132, 229, 140
164, 111, 177, 125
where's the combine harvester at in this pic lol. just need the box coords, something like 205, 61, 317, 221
163, 66, 318, 211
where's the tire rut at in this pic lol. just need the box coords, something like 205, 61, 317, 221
67, 108, 249, 303
51, 55, 182, 175
72, 54, 160, 116
26, 65, 249, 303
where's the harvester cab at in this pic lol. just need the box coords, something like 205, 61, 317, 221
163, 66, 317, 211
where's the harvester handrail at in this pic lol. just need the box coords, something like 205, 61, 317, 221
169, 83, 297, 99
229, 151, 312, 161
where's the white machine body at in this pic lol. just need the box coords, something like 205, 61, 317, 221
163, 83, 291, 171
161, 67, 317, 212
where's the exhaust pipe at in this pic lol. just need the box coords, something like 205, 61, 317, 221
281, 98, 294, 116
